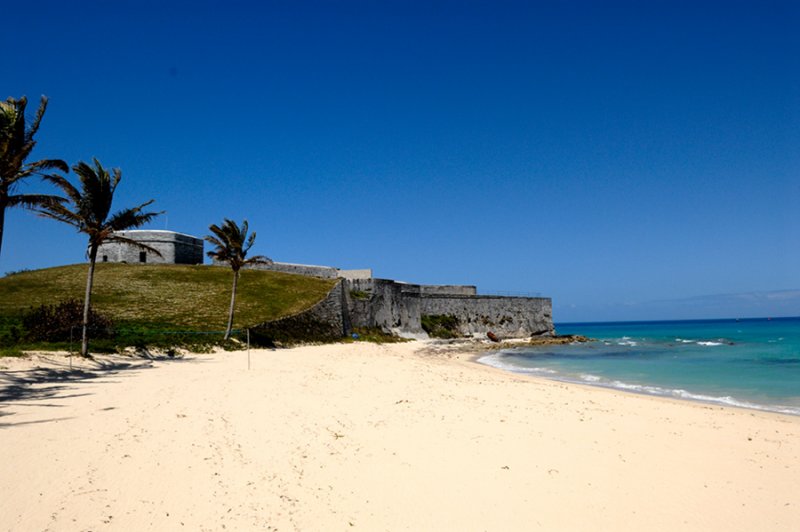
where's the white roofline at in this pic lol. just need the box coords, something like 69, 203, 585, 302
114, 229, 201, 240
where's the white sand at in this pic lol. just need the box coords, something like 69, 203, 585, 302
1, 342, 798, 531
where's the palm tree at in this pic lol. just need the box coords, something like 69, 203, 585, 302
205, 219, 270, 340
0, 95, 69, 258
38, 158, 162, 357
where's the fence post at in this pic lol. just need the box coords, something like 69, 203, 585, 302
69, 326, 74, 370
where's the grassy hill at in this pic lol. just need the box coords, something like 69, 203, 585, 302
0, 263, 337, 351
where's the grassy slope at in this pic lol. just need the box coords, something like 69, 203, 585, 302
0, 263, 338, 332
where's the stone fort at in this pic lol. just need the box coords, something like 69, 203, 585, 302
98, 230, 205, 265
100, 230, 553, 339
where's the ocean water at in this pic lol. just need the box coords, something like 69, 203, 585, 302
477, 317, 800, 415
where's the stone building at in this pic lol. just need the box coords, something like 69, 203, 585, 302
97, 230, 204, 265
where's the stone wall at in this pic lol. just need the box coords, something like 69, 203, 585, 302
345, 278, 553, 339
347, 279, 423, 334
418, 284, 477, 296
248, 263, 372, 280
252, 280, 351, 342
248, 261, 339, 279
337, 269, 373, 280
419, 295, 553, 337
97, 230, 204, 265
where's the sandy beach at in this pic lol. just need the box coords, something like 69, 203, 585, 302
1, 341, 798, 531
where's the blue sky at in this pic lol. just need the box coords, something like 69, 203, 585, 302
2, 0, 799, 322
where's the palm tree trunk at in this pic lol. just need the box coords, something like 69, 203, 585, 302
224, 269, 239, 340
0, 201, 6, 259
81, 244, 99, 357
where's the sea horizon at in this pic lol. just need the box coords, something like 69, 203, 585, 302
556, 315, 800, 327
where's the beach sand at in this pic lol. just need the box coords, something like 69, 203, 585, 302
1, 341, 798, 531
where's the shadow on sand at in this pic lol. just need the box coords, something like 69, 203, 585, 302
0, 350, 205, 428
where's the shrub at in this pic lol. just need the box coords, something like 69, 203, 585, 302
421, 314, 461, 339
349, 290, 371, 301
346, 327, 410, 344
3, 268, 31, 278
0, 324, 21, 347
22, 299, 114, 342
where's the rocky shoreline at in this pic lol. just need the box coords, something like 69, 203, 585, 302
418, 334, 593, 356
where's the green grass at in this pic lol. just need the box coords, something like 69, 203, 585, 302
0, 263, 338, 351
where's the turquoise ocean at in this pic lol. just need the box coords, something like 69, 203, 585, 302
477, 317, 800, 415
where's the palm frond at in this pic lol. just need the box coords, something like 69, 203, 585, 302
71, 159, 120, 226
26, 96, 47, 142
6, 193, 65, 210
244, 231, 257, 253
203, 234, 226, 250
26, 158, 69, 174
36, 204, 85, 229
244, 255, 271, 266
207, 222, 229, 243
106, 201, 160, 232
42, 173, 82, 205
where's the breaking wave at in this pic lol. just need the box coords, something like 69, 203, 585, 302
476, 353, 800, 416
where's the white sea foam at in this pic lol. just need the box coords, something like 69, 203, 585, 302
599, 380, 800, 415
697, 341, 723, 346
475, 355, 800, 416
615, 336, 640, 346
476, 354, 557, 375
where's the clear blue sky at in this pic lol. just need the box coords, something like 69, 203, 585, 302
3, 0, 799, 322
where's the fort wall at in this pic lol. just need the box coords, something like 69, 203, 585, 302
345, 278, 553, 338
248, 261, 338, 279
419, 295, 553, 337
418, 285, 477, 296
253, 280, 351, 342
97, 230, 204, 265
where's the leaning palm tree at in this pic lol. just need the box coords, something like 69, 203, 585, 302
38, 158, 162, 357
0, 95, 69, 258
205, 219, 270, 340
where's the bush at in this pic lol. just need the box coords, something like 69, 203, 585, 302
22, 299, 114, 342
421, 314, 461, 339
0, 324, 21, 347
346, 327, 410, 344
349, 290, 371, 301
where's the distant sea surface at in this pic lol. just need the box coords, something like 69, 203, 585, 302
478, 317, 800, 416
